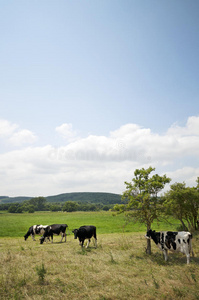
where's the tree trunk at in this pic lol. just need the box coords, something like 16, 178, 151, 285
180, 219, 188, 231
146, 238, 151, 254
146, 224, 151, 254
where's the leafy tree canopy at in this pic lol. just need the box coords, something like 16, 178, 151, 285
114, 166, 171, 254
164, 179, 199, 230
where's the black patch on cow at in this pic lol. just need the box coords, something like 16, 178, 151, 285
164, 231, 179, 250
35, 226, 41, 234
183, 239, 186, 244
165, 235, 171, 249
161, 232, 165, 250
178, 239, 181, 244
187, 238, 190, 244
172, 241, 177, 250
167, 231, 178, 239
146, 230, 160, 245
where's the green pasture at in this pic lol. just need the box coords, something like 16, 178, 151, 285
0, 211, 198, 299
0, 211, 182, 238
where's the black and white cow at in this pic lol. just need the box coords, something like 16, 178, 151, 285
72, 225, 97, 248
40, 224, 68, 244
145, 229, 194, 264
24, 225, 49, 241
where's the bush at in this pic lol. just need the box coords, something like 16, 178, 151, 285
8, 204, 19, 213
63, 201, 79, 212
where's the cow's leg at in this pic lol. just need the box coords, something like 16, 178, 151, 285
186, 249, 191, 264
31, 234, 36, 241
51, 234, 53, 243
60, 233, 63, 243
60, 232, 66, 242
163, 249, 168, 262
186, 253, 190, 264
86, 239, 90, 248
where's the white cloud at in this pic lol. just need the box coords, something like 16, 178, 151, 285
167, 115, 199, 136
0, 119, 37, 147
55, 123, 78, 142
0, 116, 198, 196
52, 116, 199, 165
166, 167, 199, 187
0, 119, 18, 137
8, 129, 37, 146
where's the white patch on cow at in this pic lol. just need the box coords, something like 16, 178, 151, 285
32, 225, 37, 241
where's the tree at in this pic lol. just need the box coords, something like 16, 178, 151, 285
50, 204, 61, 212
8, 204, 20, 213
29, 197, 47, 211
164, 180, 199, 230
114, 167, 171, 254
27, 205, 35, 213
63, 201, 79, 212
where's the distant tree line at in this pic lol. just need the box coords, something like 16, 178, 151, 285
1, 167, 198, 236
0, 196, 113, 213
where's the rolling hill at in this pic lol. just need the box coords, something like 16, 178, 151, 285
0, 192, 122, 205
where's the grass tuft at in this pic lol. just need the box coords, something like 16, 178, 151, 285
35, 263, 47, 284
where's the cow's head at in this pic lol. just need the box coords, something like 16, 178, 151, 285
40, 236, 45, 244
24, 234, 28, 241
72, 229, 78, 239
145, 229, 155, 239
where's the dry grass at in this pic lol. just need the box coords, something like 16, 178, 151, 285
0, 232, 199, 300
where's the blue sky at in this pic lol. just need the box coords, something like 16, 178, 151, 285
0, 1, 199, 196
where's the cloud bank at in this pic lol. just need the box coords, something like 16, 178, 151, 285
0, 116, 198, 196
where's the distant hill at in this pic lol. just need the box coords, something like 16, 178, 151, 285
0, 192, 122, 205
0, 196, 31, 204
46, 192, 122, 204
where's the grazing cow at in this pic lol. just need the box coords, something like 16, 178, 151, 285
72, 225, 97, 248
24, 225, 49, 241
145, 229, 194, 264
40, 224, 68, 244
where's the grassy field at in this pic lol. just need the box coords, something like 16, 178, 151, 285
0, 211, 183, 237
0, 211, 199, 299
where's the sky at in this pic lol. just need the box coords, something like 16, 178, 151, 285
0, 0, 199, 197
